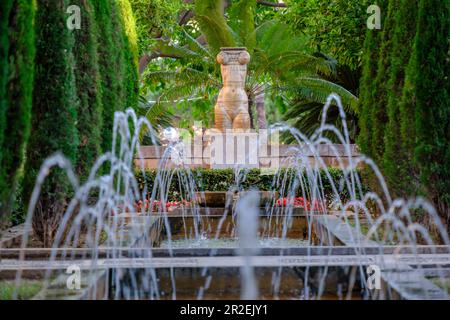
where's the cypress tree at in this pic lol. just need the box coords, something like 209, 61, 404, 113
117, 0, 139, 109
383, 0, 419, 197
369, 0, 398, 164
0, 0, 36, 218
24, 0, 79, 246
93, 0, 139, 154
358, 0, 388, 157
72, 0, 103, 180
93, 1, 125, 153
0, 0, 13, 183
409, 0, 449, 219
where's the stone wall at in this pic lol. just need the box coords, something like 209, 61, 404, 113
134, 143, 360, 170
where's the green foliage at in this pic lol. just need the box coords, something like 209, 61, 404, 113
358, 0, 388, 157
135, 93, 174, 144
0, 0, 12, 167
93, 1, 122, 153
94, 0, 139, 153
284, 0, 369, 69
23, 0, 79, 246
194, 0, 236, 55
369, 0, 398, 164
409, 0, 449, 215
0, 0, 36, 217
283, 65, 360, 143
383, 0, 419, 197
0, 281, 42, 300
72, 0, 103, 180
135, 168, 362, 202
129, 0, 188, 55
141, 9, 355, 131
359, 0, 449, 220
228, 0, 257, 53
117, 0, 139, 109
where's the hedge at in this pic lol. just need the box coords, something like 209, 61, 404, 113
135, 168, 366, 203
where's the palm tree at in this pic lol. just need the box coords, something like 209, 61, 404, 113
282, 64, 361, 143
141, 0, 358, 130
135, 92, 175, 145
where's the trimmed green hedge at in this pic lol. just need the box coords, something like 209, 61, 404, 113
135, 168, 365, 202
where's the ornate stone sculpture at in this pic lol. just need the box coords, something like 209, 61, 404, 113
214, 48, 251, 132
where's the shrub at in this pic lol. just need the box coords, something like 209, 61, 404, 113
135, 168, 366, 203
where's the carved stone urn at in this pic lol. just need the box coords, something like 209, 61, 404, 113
214, 47, 251, 132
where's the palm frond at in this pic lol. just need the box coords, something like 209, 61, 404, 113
255, 21, 311, 56
282, 100, 359, 144
136, 94, 174, 144
227, 0, 257, 53
277, 77, 359, 111
194, 0, 236, 54
182, 30, 214, 60
145, 68, 215, 85
137, 95, 173, 128
147, 39, 203, 61
252, 50, 335, 81
281, 65, 361, 143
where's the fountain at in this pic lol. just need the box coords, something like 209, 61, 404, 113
1, 49, 449, 300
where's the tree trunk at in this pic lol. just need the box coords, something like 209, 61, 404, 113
248, 94, 255, 129
255, 86, 267, 130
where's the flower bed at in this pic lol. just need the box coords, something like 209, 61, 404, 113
275, 197, 326, 211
